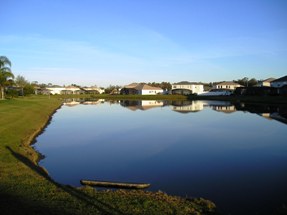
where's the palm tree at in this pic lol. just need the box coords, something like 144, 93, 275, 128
0, 56, 14, 99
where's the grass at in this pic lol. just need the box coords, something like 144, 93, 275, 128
0, 96, 218, 215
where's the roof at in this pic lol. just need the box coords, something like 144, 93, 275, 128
124, 83, 163, 91
262, 78, 276, 82
216, 81, 241, 85
173, 81, 202, 85
271, 75, 287, 83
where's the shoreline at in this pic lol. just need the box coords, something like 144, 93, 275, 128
0, 96, 219, 215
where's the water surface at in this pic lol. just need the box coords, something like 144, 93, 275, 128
34, 99, 287, 215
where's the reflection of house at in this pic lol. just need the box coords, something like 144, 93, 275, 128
120, 100, 164, 111
258, 78, 275, 87
171, 81, 204, 95
215, 81, 242, 90
235, 103, 287, 125
120, 83, 163, 95
212, 105, 236, 113
171, 101, 203, 113
271, 75, 287, 88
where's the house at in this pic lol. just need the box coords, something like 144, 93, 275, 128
258, 78, 276, 87
171, 81, 204, 95
83, 87, 104, 94
200, 89, 233, 96
271, 75, 287, 88
47, 86, 84, 95
120, 83, 163, 95
214, 81, 242, 90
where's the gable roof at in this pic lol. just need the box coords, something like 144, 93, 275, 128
216, 81, 241, 86
123, 83, 163, 91
271, 75, 287, 83
173, 81, 202, 85
262, 78, 276, 82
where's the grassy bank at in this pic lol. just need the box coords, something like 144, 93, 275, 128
0, 96, 218, 215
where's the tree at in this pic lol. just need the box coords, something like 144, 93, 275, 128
0, 56, 14, 99
15, 75, 29, 96
234, 77, 258, 87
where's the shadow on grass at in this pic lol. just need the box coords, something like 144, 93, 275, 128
6, 146, 127, 215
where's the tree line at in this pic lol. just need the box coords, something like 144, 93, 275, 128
0, 55, 268, 99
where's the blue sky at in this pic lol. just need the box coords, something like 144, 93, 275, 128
1, 0, 287, 87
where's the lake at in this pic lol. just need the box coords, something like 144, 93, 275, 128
34, 99, 287, 215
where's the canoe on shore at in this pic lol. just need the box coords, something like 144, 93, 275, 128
80, 179, 151, 189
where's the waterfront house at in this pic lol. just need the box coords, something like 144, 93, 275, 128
47, 86, 84, 95
258, 78, 276, 87
120, 83, 163, 95
271, 75, 287, 88
83, 87, 104, 94
171, 81, 204, 95
214, 81, 242, 90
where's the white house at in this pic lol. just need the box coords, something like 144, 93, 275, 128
271, 75, 287, 88
214, 81, 242, 90
171, 81, 204, 95
47, 86, 83, 95
200, 89, 233, 96
120, 83, 163, 95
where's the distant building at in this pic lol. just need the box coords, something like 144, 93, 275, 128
120, 83, 163, 95
200, 89, 233, 96
214, 81, 242, 90
171, 81, 204, 95
46, 86, 83, 95
258, 78, 276, 87
271, 75, 287, 88
83, 87, 104, 94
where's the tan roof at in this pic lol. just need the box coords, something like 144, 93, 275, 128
124, 83, 163, 91
217, 81, 241, 86
262, 78, 276, 82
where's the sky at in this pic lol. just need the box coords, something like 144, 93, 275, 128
1, 0, 287, 87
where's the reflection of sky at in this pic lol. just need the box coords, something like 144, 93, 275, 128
35, 101, 287, 215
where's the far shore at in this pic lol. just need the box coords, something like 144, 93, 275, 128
48, 93, 287, 104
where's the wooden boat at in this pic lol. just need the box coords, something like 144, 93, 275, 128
80, 179, 150, 189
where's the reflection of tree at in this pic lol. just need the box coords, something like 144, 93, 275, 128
235, 103, 287, 124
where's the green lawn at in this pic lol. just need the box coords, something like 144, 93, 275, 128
0, 96, 218, 215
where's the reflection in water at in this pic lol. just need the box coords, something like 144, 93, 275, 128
63, 99, 287, 124
235, 103, 287, 125
120, 100, 164, 111
35, 99, 287, 215
171, 100, 203, 113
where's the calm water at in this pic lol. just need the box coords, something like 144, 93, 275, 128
34, 99, 287, 215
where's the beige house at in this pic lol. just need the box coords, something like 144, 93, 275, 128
258, 78, 276, 87
214, 81, 242, 90
120, 83, 163, 95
